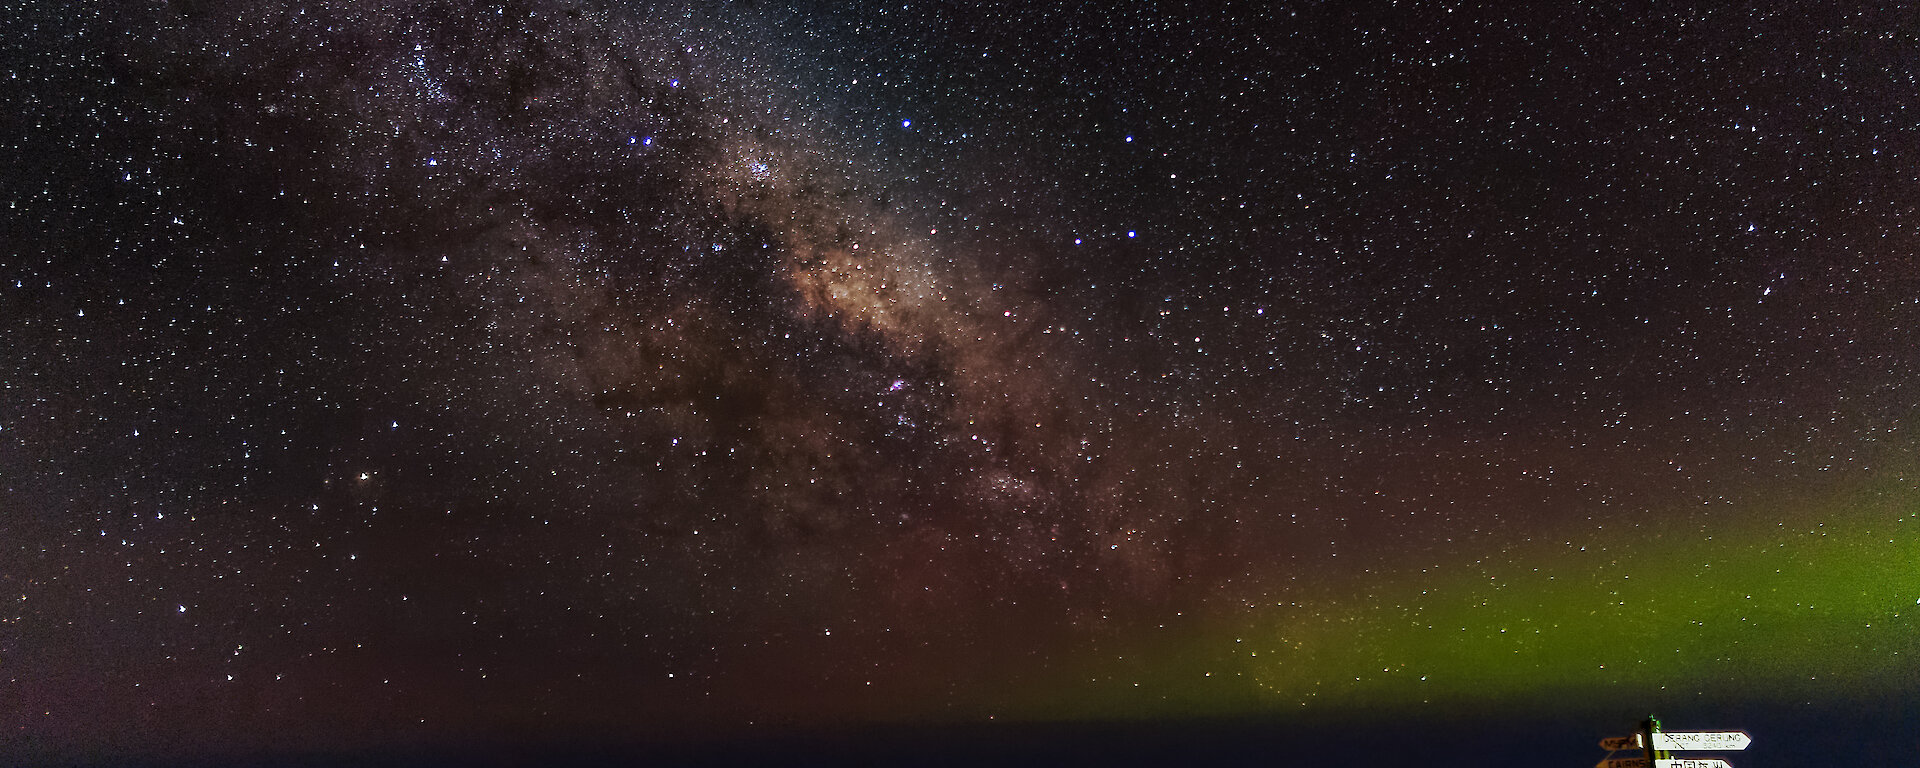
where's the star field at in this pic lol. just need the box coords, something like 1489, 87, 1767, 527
3, 1, 1917, 764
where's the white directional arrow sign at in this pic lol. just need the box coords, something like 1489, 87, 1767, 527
1597, 758, 1648, 768
1651, 731, 1752, 751
1600, 735, 1643, 751
1656, 760, 1733, 768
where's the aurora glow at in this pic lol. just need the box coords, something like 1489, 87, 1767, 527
940, 469, 1919, 728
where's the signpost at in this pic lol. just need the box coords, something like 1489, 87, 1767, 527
1593, 716, 1750, 768
1599, 760, 1732, 768
1650, 732, 1751, 752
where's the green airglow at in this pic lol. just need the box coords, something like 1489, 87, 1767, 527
994, 473, 1919, 721
1238, 479, 1920, 712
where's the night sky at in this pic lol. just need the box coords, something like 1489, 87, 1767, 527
4, 1, 1917, 765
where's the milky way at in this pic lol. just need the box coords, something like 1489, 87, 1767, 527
4, 1, 1918, 762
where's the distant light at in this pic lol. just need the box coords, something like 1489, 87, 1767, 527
643, 136, 653, 146
1125, 135, 1134, 142
1127, 230, 1137, 238
669, 79, 680, 88
902, 119, 912, 129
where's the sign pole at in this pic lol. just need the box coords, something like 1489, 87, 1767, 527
1643, 716, 1668, 767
